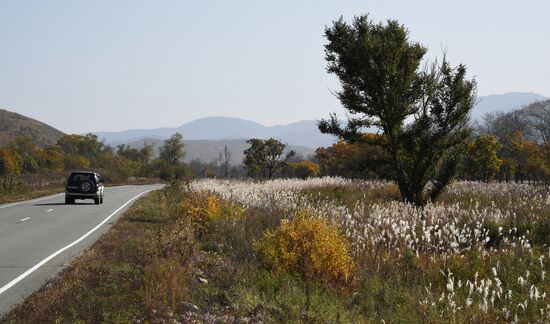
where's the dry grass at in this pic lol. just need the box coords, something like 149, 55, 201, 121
6, 178, 550, 322
1, 187, 194, 323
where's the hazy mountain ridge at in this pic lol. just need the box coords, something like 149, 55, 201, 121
1, 91, 545, 153
93, 117, 337, 149
0, 109, 66, 147
93, 92, 547, 149
471, 92, 546, 120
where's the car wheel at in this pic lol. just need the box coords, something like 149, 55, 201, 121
100, 196, 104, 204
65, 196, 74, 205
80, 180, 94, 193
94, 198, 100, 205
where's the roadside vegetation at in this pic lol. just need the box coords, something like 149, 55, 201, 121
0, 132, 189, 203
5, 178, 550, 322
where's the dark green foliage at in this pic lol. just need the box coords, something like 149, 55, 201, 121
139, 145, 154, 164
243, 139, 264, 178
158, 160, 191, 181
319, 15, 477, 206
243, 138, 295, 179
159, 133, 185, 166
157, 133, 190, 181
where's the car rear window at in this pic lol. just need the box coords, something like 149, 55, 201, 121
68, 173, 93, 185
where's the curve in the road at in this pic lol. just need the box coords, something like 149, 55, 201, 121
0, 188, 156, 296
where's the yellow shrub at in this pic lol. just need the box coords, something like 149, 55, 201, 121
255, 211, 355, 287
205, 195, 221, 220
0, 148, 22, 176
177, 200, 201, 221
289, 161, 320, 179
178, 193, 244, 236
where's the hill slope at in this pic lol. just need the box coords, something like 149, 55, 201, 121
0, 109, 66, 147
471, 92, 546, 120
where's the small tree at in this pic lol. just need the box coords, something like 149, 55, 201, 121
139, 144, 154, 164
319, 15, 476, 206
243, 138, 295, 179
243, 139, 264, 178
160, 133, 185, 165
464, 135, 502, 181
159, 133, 189, 181
289, 161, 320, 179
42, 145, 65, 172
263, 138, 295, 179
117, 144, 141, 162
9, 136, 42, 172
255, 211, 355, 310
217, 145, 232, 178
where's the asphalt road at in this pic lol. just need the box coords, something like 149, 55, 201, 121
0, 184, 163, 315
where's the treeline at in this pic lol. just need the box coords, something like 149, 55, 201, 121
3, 99, 548, 192
0, 133, 190, 193
0, 130, 324, 194
310, 99, 550, 184
192, 138, 320, 180
476, 99, 550, 182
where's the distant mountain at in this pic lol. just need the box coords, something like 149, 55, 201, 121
124, 138, 315, 165
92, 92, 547, 151
93, 117, 337, 149
472, 92, 546, 120
0, 109, 66, 147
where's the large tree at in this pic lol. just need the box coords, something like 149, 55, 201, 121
319, 15, 477, 206
158, 133, 189, 180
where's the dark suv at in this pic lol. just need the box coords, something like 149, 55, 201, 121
65, 171, 104, 205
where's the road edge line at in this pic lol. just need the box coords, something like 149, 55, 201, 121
0, 187, 158, 295
0, 185, 137, 210
0, 193, 64, 210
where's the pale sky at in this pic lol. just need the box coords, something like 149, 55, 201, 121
0, 1, 548, 134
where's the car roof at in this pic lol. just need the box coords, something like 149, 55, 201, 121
70, 171, 99, 175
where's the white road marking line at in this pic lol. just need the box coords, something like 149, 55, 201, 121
19, 217, 31, 222
47, 209, 54, 213
0, 193, 64, 209
0, 187, 159, 296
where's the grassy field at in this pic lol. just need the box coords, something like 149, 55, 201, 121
3, 178, 550, 323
